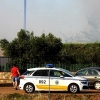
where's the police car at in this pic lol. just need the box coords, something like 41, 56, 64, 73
19, 64, 89, 93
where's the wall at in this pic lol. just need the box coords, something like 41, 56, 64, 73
0, 72, 12, 83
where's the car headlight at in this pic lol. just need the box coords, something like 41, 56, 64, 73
79, 80, 88, 84
81, 82, 87, 84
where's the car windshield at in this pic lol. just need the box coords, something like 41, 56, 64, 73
59, 68, 74, 76
22, 70, 35, 75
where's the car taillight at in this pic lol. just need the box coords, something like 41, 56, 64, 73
20, 76, 24, 79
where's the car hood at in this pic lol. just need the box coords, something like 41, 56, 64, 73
73, 76, 87, 81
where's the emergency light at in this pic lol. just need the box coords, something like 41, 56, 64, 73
46, 64, 53, 68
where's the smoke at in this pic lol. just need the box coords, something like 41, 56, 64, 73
65, 17, 100, 43
81, 17, 100, 42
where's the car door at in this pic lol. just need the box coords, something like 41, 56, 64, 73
33, 69, 49, 90
75, 68, 100, 86
85, 69, 100, 86
49, 69, 71, 91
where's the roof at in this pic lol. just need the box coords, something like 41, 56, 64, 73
76, 67, 100, 72
27, 67, 59, 71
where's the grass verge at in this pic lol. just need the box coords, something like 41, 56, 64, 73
0, 93, 100, 100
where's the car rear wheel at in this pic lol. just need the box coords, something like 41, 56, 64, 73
24, 83, 35, 93
68, 83, 79, 93
94, 81, 100, 89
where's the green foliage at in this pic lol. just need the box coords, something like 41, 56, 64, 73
0, 39, 9, 56
61, 42, 100, 66
0, 29, 62, 69
6, 93, 31, 100
1, 29, 100, 71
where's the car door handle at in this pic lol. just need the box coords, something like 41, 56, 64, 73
94, 77, 97, 78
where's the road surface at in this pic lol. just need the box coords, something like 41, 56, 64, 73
0, 84, 100, 95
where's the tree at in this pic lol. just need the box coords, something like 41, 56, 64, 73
0, 29, 63, 68
0, 39, 9, 56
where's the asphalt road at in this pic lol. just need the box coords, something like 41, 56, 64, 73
0, 84, 100, 95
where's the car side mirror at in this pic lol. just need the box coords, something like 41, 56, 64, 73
60, 75, 64, 78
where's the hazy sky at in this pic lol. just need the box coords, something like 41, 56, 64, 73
0, 0, 100, 43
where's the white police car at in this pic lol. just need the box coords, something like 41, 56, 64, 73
19, 64, 88, 93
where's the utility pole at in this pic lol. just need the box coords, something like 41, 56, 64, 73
24, 0, 26, 31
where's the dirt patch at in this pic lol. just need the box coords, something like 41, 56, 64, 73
0, 84, 26, 95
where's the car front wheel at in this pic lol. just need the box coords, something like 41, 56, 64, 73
94, 81, 100, 89
68, 83, 79, 93
24, 83, 35, 93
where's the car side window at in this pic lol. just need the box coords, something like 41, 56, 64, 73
50, 70, 59, 77
87, 69, 98, 75
54, 70, 62, 77
50, 70, 71, 77
50, 70, 62, 77
61, 71, 72, 77
93, 70, 98, 75
23, 71, 34, 75
33, 70, 49, 76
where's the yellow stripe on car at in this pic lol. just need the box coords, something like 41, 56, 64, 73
36, 85, 68, 90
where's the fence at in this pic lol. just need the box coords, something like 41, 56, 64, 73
0, 57, 98, 72
0, 57, 10, 71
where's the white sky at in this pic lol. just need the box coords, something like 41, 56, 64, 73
0, 0, 100, 43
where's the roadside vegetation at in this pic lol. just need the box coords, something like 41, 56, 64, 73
0, 29, 100, 72
0, 93, 100, 100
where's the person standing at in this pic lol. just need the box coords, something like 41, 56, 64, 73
11, 64, 20, 90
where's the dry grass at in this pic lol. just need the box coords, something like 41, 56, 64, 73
0, 93, 100, 100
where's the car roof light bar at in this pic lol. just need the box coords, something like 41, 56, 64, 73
46, 64, 53, 68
